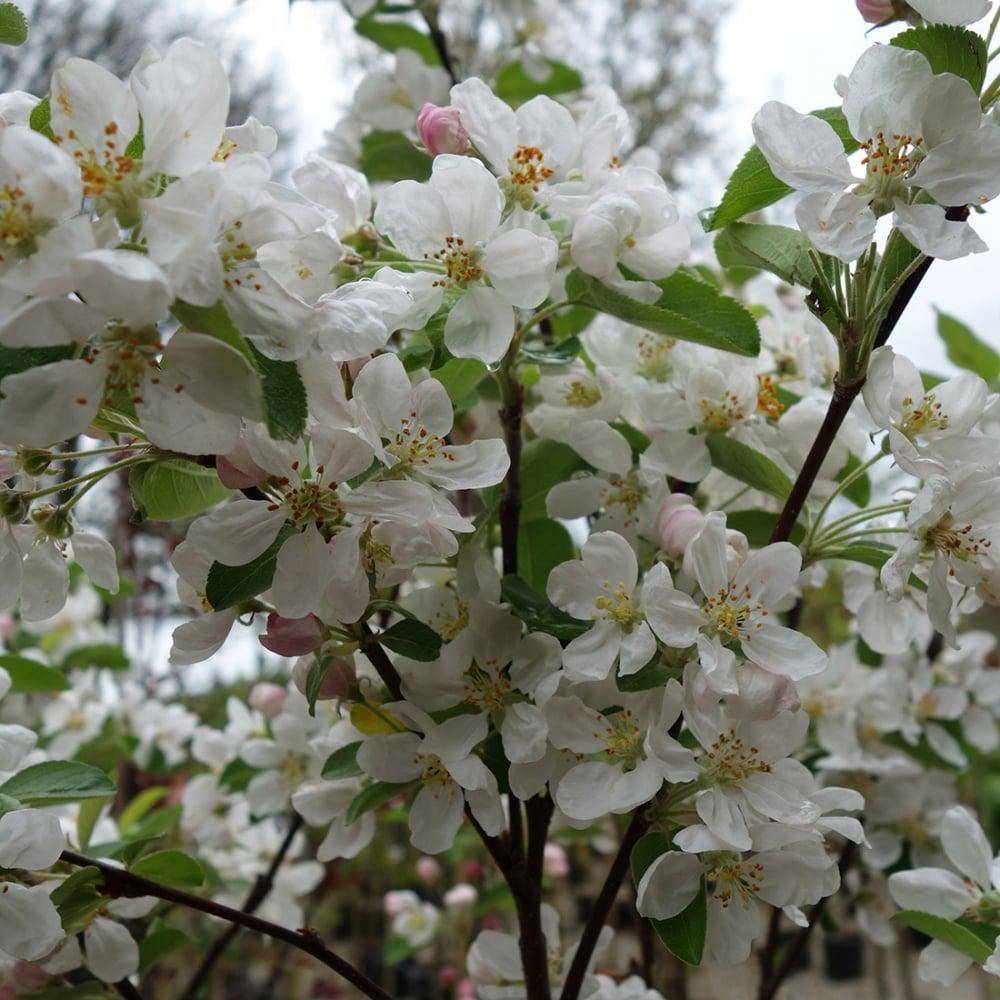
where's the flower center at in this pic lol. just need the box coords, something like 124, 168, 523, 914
925, 513, 991, 564
702, 728, 771, 784
463, 662, 512, 713
428, 235, 482, 287
430, 599, 469, 641
756, 375, 785, 419
601, 709, 644, 765
594, 582, 641, 628
277, 478, 343, 528
388, 412, 455, 466
636, 335, 674, 382
899, 392, 949, 437
698, 390, 747, 431
0, 185, 54, 259
418, 753, 454, 787
859, 131, 923, 212
95, 328, 163, 405
505, 144, 554, 206
605, 472, 647, 526
220, 220, 256, 271
704, 585, 765, 640
705, 854, 763, 909
562, 380, 602, 408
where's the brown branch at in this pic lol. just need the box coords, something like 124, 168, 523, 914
358, 623, 403, 700
499, 377, 525, 577
421, 7, 459, 86
59, 849, 391, 1000
114, 979, 145, 1000
180, 813, 304, 999
756, 841, 858, 1000
559, 808, 653, 1000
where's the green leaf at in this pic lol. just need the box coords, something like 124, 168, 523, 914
430, 357, 489, 401
891, 911, 992, 962
119, 787, 169, 834
131, 849, 205, 888
702, 107, 858, 231
0, 344, 74, 391
519, 335, 582, 366
51, 867, 105, 934
170, 300, 254, 364
835, 454, 872, 507
0, 653, 68, 692
500, 575, 590, 643
76, 796, 110, 853
0, 761, 115, 805
378, 619, 443, 661
630, 832, 707, 965
891, 24, 988, 94
205, 524, 295, 610
705, 434, 792, 500
384, 934, 416, 964
139, 459, 231, 521
936, 310, 999, 383
360, 130, 433, 183
494, 59, 583, 103
61, 644, 130, 672
321, 741, 363, 781
726, 510, 805, 547
29, 94, 54, 139
248, 343, 308, 442
517, 439, 587, 522
0, 3, 28, 45
616, 657, 676, 693
345, 781, 410, 825
354, 15, 439, 65
566, 269, 760, 357
826, 542, 928, 592
138, 927, 190, 975
517, 518, 574, 591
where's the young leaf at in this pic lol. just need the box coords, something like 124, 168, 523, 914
0, 3, 28, 45
500, 575, 590, 643
494, 59, 583, 103
513, 438, 587, 523
565, 269, 760, 357
0, 344, 74, 388
354, 15, 439, 65
430, 357, 489, 401
0, 761, 116, 804
321, 741, 364, 781
131, 849, 205, 888
139, 459, 231, 521
51, 867, 105, 934
517, 518, 575, 591
377, 619, 443, 661
936, 310, 1000, 383
345, 781, 411, 825
205, 525, 295, 610
891, 24, 988, 94
702, 107, 858, 231
76, 796, 111, 853
360, 130, 433, 182
725, 510, 805, 547
119, 787, 169, 834
0, 653, 69, 693
891, 910, 992, 962
138, 927, 190, 975
29, 93, 53, 139
248, 343, 308, 443
61, 644, 130, 672
170, 300, 255, 364
705, 434, 792, 501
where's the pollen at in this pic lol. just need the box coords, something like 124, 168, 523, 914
756, 375, 784, 419
427, 235, 482, 288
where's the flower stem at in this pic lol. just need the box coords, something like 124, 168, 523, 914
23, 454, 151, 501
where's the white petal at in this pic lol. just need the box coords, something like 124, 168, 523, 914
941, 806, 994, 891
0, 809, 65, 868
0, 883, 65, 960
887, 867, 978, 918
443, 285, 514, 363
635, 851, 703, 919
84, 917, 138, 983
72, 533, 119, 593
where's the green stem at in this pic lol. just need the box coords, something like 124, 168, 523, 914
865, 252, 928, 330
811, 500, 910, 543
804, 449, 887, 551
50, 444, 143, 460
23, 454, 151, 500
515, 299, 573, 340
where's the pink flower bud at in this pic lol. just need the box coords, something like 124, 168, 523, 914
855, 0, 896, 21
656, 494, 703, 557
383, 889, 419, 917
216, 435, 268, 490
438, 965, 460, 987
416, 856, 442, 885
543, 843, 570, 878
249, 682, 287, 718
292, 655, 356, 701
260, 613, 325, 657
416, 103, 470, 157
443, 884, 478, 910
460, 860, 484, 881
456, 980, 477, 1000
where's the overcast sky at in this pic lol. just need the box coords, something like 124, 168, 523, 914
232, 0, 1000, 375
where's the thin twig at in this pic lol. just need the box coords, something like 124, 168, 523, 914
114, 979, 145, 1000
559, 808, 652, 1000
180, 814, 305, 999
358, 623, 403, 700
59, 849, 391, 1000
421, 7, 459, 85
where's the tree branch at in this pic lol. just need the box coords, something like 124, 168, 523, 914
358, 623, 403, 700
59, 849, 391, 1000
756, 841, 858, 1000
421, 6, 459, 85
499, 376, 525, 578
559, 808, 652, 1000
180, 813, 304, 999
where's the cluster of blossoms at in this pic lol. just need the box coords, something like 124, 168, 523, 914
0, 0, 998, 997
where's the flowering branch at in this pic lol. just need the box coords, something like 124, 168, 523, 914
179, 814, 305, 1000
59, 849, 392, 1000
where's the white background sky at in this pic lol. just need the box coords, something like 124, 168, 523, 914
228, 0, 1000, 373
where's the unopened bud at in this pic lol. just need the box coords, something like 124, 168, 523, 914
18, 449, 52, 476
0, 487, 28, 523
854, 0, 898, 21
292, 654, 356, 701
259, 613, 324, 656
416, 103, 470, 157
655, 494, 703, 557
417, 856, 442, 885
31, 504, 72, 539
248, 681, 288, 718
443, 884, 478, 910
216, 437, 268, 490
